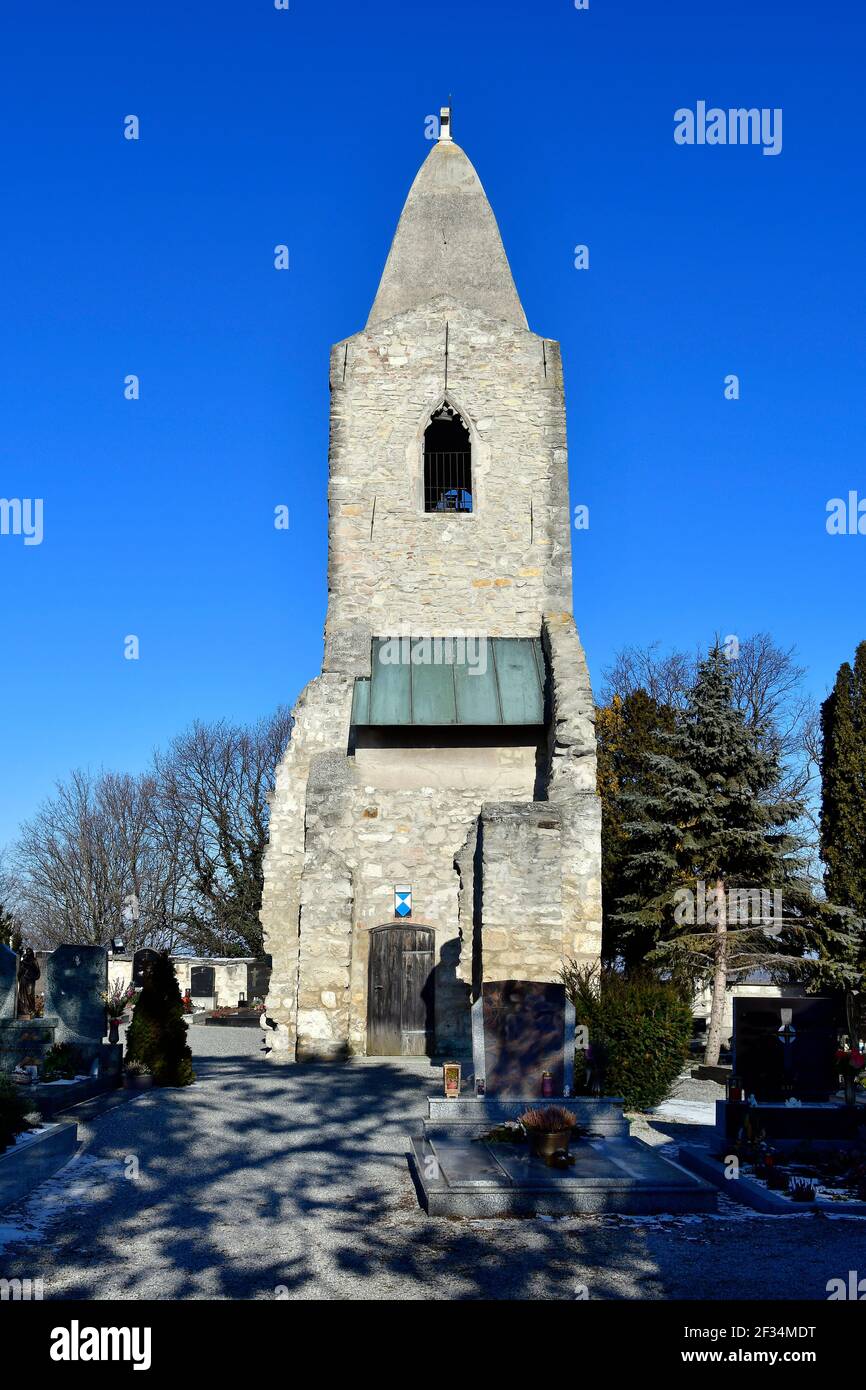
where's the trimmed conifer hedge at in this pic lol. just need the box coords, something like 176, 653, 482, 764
125, 951, 195, 1087
564, 963, 692, 1112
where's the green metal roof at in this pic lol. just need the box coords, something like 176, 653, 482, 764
351, 637, 546, 727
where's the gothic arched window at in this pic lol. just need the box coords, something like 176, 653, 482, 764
423, 404, 472, 513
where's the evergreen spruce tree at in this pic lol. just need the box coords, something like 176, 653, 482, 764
615, 647, 836, 1064
596, 690, 677, 968
820, 642, 866, 920
125, 951, 195, 1087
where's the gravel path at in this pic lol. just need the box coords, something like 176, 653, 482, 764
0, 1032, 861, 1301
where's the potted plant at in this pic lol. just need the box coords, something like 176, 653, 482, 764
41, 1043, 83, 1082
519, 1106, 579, 1161
788, 1176, 817, 1203
835, 1039, 865, 1106
123, 1061, 153, 1092
103, 980, 137, 1044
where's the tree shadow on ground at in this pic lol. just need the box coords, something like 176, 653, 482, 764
0, 1048, 854, 1301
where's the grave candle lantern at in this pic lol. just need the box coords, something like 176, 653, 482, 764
443, 1062, 461, 1099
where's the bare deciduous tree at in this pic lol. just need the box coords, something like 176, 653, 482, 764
12, 707, 292, 956
153, 708, 292, 957
15, 770, 182, 950
0, 847, 25, 950
602, 644, 693, 711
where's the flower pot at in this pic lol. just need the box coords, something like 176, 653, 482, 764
528, 1129, 571, 1162
123, 1074, 153, 1092
107, 1018, 122, 1045
843, 1077, 858, 1107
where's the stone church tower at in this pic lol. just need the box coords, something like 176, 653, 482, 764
261, 109, 601, 1061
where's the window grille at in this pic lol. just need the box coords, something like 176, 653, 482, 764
423, 404, 472, 513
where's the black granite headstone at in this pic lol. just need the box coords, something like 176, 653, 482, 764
43, 945, 108, 1044
190, 965, 215, 998
481, 980, 569, 1099
132, 948, 160, 988
734, 996, 841, 1102
247, 956, 272, 1004
0, 944, 17, 1020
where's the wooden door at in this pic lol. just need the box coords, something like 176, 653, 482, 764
367, 926, 434, 1056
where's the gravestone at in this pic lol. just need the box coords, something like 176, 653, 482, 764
43, 945, 108, 1045
473, 980, 575, 1099
247, 956, 272, 1005
190, 965, 215, 1002
734, 996, 840, 1102
0, 945, 17, 1020
132, 948, 160, 988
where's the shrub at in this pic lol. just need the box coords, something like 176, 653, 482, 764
0, 1075, 32, 1152
41, 1043, 83, 1081
788, 1177, 816, 1202
123, 1060, 151, 1077
125, 951, 195, 1087
519, 1106, 577, 1134
563, 962, 692, 1112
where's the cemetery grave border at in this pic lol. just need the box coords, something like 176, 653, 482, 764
411, 978, 717, 1217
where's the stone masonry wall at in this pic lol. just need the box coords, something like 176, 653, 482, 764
325, 297, 573, 648
476, 802, 565, 982
263, 608, 603, 1060
293, 749, 538, 1059
542, 612, 603, 967
260, 672, 355, 1056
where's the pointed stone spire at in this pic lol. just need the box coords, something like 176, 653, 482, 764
366, 110, 527, 330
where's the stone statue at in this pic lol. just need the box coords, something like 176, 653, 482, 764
17, 948, 40, 1017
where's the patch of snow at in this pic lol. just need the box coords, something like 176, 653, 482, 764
10, 1125, 52, 1149
650, 1099, 716, 1125
0, 1153, 124, 1254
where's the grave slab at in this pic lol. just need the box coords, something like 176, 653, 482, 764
715, 1097, 862, 1145
678, 1143, 866, 1216
0, 1121, 78, 1210
43, 945, 108, 1046
425, 1095, 629, 1137
411, 1131, 717, 1217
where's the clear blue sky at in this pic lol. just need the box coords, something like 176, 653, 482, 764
1, 0, 864, 847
